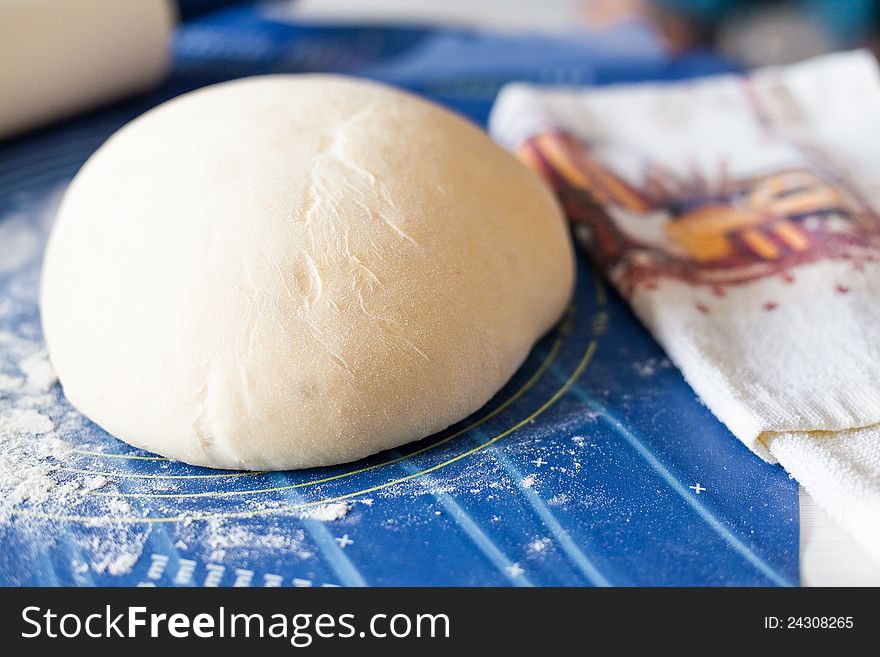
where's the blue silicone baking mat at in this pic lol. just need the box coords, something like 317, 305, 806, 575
0, 4, 798, 586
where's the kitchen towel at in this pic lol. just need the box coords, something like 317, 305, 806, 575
489, 50, 880, 563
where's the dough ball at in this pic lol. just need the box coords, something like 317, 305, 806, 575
40, 75, 574, 470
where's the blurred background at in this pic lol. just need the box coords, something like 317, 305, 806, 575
288, 0, 880, 65
3, 0, 880, 142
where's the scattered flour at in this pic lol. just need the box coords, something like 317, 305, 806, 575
198, 519, 314, 563
548, 493, 569, 507
0, 331, 148, 579
633, 357, 672, 378
18, 350, 58, 390
299, 501, 351, 522
0, 457, 62, 524
85, 525, 151, 576
106, 497, 134, 516
529, 537, 551, 553
0, 213, 40, 274
35, 436, 73, 459
0, 373, 23, 393
82, 475, 110, 492
94, 551, 142, 576
0, 408, 54, 434
0, 297, 14, 319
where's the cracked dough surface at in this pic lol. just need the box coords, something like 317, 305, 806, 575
40, 75, 575, 470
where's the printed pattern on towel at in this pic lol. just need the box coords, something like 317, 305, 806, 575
518, 131, 880, 299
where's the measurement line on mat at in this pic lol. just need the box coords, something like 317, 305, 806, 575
285, 490, 368, 588
396, 456, 534, 587
58, 467, 267, 480
549, 364, 794, 588
478, 433, 611, 587
15, 337, 597, 524
84, 328, 567, 496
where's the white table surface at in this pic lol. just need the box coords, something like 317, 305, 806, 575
800, 486, 880, 586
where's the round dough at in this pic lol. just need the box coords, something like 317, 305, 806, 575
41, 75, 574, 470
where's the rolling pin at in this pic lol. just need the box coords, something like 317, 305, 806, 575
0, 0, 176, 140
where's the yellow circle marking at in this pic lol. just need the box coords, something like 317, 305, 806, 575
69, 311, 572, 479
58, 468, 267, 480
90, 333, 565, 498
15, 337, 597, 524
73, 451, 168, 461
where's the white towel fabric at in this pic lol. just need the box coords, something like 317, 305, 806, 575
489, 51, 880, 565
